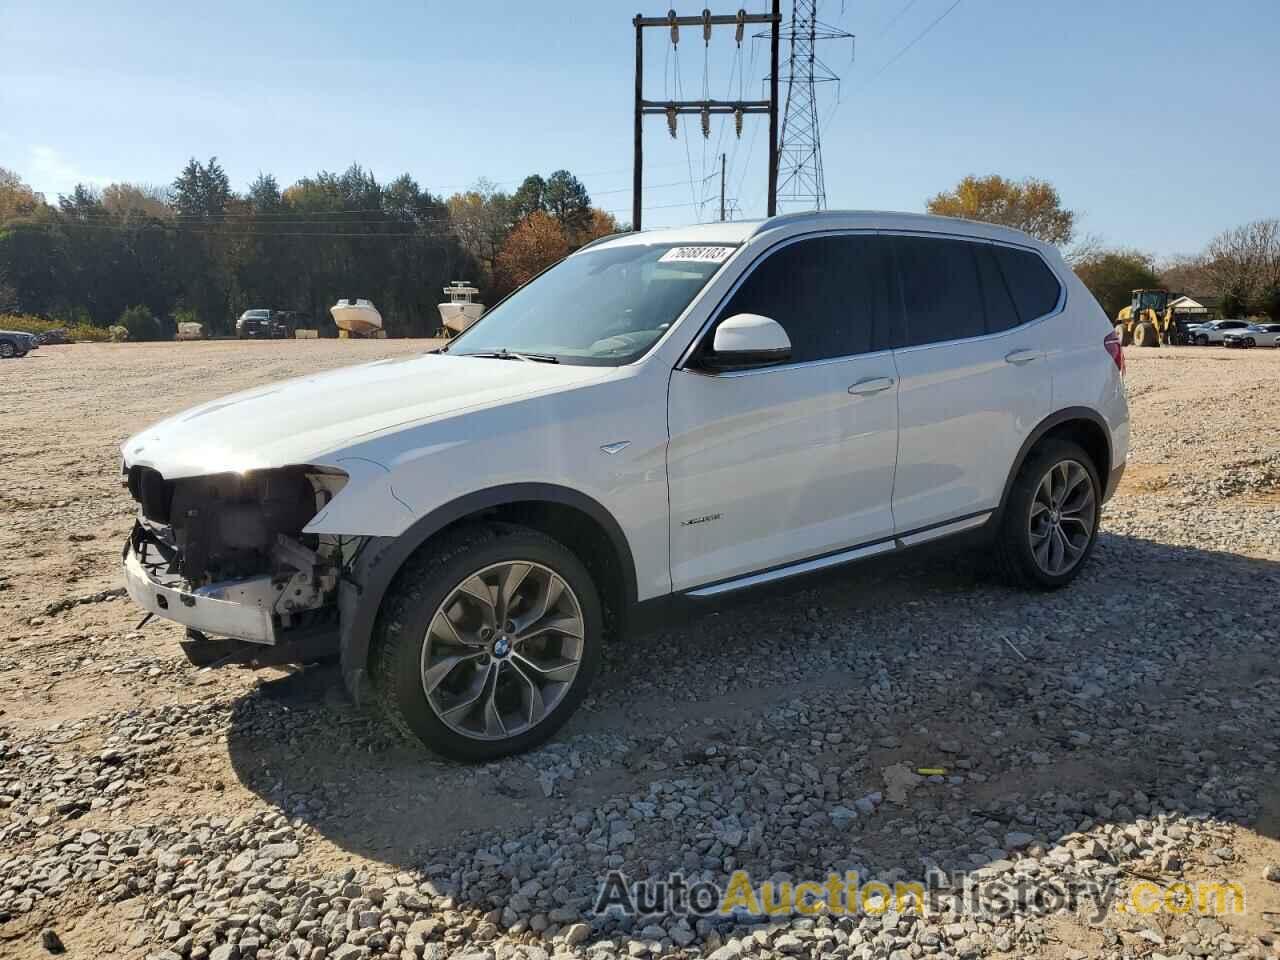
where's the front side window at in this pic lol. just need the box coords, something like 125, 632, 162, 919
715, 235, 891, 363
448, 243, 732, 365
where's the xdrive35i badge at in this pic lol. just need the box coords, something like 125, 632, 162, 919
681, 513, 722, 527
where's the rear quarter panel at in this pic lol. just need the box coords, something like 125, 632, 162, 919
1050, 261, 1130, 473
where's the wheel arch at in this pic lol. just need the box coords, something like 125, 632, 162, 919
996, 408, 1114, 522
338, 482, 638, 703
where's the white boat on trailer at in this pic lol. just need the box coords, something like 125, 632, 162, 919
330, 298, 384, 337
437, 282, 483, 337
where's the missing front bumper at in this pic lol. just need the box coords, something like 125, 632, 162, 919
122, 533, 279, 644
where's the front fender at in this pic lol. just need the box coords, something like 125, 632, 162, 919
336, 483, 638, 704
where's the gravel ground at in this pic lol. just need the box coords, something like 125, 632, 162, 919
1, 341, 1279, 960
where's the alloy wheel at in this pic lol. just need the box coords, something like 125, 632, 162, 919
420, 561, 585, 741
0, 342, 13, 359
1028, 460, 1097, 576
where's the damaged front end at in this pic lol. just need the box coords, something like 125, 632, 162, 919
121, 464, 355, 667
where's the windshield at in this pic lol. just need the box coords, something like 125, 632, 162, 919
448, 242, 735, 365
244, 310, 269, 319
1137, 291, 1167, 311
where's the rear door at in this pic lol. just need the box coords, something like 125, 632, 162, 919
667, 233, 900, 591
888, 235, 1060, 534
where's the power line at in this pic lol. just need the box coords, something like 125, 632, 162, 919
874, 0, 922, 39
823, 0, 963, 130
863, 0, 961, 85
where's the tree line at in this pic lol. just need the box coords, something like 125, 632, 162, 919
3, 161, 1274, 340
927, 174, 1280, 321
0, 161, 619, 338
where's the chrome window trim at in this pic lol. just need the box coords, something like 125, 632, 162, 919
674, 227, 1067, 371
676, 346, 896, 380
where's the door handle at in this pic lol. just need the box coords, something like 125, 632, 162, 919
1004, 349, 1040, 365
848, 376, 895, 396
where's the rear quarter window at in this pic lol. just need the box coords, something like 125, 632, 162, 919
992, 246, 1061, 324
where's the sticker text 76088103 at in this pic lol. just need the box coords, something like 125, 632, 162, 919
659, 246, 735, 264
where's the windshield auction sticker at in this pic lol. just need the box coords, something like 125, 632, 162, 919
659, 246, 735, 264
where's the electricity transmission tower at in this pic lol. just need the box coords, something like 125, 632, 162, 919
776, 0, 853, 211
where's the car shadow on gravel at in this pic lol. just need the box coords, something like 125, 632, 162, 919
225, 530, 1280, 881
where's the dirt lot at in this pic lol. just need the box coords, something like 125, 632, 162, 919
1, 341, 1279, 960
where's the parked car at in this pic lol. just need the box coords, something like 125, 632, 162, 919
1189, 319, 1252, 345
1222, 323, 1280, 348
0, 329, 39, 358
236, 309, 290, 339
120, 211, 1130, 760
35, 328, 71, 345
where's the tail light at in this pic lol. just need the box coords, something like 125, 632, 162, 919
1103, 331, 1125, 376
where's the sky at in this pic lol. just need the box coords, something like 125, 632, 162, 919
2, 0, 1277, 258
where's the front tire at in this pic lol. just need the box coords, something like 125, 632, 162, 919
993, 440, 1101, 589
0, 341, 15, 359
1196, 334, 1209, 346
370, 523, 603, 761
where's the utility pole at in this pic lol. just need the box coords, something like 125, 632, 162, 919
633, 20, 644, 231
776, 0, 854, 211
631, 5, 782, 231
719, 152, 726, 221
767, 0, 780, 217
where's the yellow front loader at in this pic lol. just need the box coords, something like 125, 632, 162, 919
1114, 289, 1192, 347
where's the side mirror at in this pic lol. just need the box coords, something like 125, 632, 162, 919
700, 313, 792, 371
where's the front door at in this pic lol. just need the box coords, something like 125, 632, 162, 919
667, 233, 900, 592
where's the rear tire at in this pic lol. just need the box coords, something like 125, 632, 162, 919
993, 439, 1102, 590
370, 523, 603, 762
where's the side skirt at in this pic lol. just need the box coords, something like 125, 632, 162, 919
685, 511, 992, 599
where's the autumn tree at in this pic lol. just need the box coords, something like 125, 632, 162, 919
926, 174, 1075, 246
494, 211, 570, 294
579, 208, 621, 245
102, 183, 172, 221
448, 179, 513, 275
1073, 249, 1160, 319
0, 167, 45, 223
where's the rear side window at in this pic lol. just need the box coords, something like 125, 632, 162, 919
719, 234, 891, 362
893, 236, 985, 346
992, 246, 1061, 323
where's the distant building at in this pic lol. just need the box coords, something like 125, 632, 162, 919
1168, 294, 1219, 320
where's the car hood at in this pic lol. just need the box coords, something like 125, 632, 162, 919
122, 353, 613, 478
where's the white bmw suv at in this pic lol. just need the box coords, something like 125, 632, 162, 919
120, 211, 1129, 760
